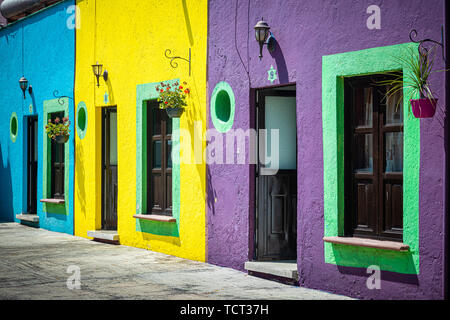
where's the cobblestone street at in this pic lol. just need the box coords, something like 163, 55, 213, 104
0, 223, 350, 300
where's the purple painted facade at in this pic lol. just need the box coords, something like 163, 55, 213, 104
207, 0, 446, 299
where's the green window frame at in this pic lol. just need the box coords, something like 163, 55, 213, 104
42, 98, 70, 214
322, 43, 420, 274
136, 80, 181, 237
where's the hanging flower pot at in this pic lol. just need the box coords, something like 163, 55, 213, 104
410, 98, 437, 118
45, 116, 71, 142
156, 80, 190, 118
165, 106, 184, 118
55, 135, 69, 144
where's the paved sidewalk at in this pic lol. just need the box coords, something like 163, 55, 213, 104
0, 223, 351, 300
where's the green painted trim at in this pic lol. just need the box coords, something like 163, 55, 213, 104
322, 43, 420, 274
76, 102, 88, 140
10, 112, 18, 143
210, 81, 235, 133
136, 80, 180, 237
43, 98, 70, 215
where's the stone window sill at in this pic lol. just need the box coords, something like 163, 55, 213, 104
323, 236, 409, 252
133, 214, 176, 223
40, 198, 65, 205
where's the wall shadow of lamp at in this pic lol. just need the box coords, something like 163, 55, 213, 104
92, 61, 108, 87
254, 18, 276, 60
19, 76, 32, 99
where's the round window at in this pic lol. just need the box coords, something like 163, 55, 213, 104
76, 102, 88, 139
10, 112, 18, 143
210, 81, 235, 133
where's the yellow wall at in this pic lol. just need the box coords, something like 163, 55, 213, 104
74, 0, 207, 261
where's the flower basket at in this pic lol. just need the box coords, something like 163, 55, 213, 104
165, 106, 184, 118
156, 81, 190, 118
410, 98, 437, 118
45, 116, 71, 143
55, 135, 70, 144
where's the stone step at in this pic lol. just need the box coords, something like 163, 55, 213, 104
245, 260, 298, 281
16, 214, 39, 223
87, 230, 119, 242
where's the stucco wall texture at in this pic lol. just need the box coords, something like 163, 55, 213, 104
74, 0, 207, 261
0, 0, 75, 234
207, 0, 446, 299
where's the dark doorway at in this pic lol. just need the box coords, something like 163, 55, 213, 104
50, 112, 65, 199
255, 86, 297, 261
102, 107, 118, 230
344, 75, 404, 241
147, 100, 172, 216
27, 116, 38, 214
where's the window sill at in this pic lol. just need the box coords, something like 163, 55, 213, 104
40, 198, 65, 205
323, 236, 409, 252
133, 214, 176, 223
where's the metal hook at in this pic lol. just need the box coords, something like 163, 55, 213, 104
409, 27, 446, 62
164, 48, 191, 76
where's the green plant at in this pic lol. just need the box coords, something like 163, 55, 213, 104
156, 81, 190, 110
45, 116, 70, 140
377, 46, 441, 111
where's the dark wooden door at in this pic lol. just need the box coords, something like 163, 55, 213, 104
256, 90, 297, 261
51, 112, 65, 199
344, 75, 403, 241
147, 100, 172, 216
27, 116, 38, 214
102, 107, 118, 230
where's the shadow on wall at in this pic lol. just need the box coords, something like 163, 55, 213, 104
269, 38, 289, 84
76, 143, 86, 219
0, 143, 14, 222
206, 165, 217, 216
336, 262, 419, 286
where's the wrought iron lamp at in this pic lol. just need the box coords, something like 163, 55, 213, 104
92, 61, 108, 87
254, 18, 276, 59
19, 76, 28, 99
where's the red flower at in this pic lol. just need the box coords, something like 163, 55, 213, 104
179, 86, 183, 89
164, 101, 168, 104
160, 89, 164, 93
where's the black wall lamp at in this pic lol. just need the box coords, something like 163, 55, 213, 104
19, 76, 32, 99
254, 18, 276, 60
92, 61, 108, 87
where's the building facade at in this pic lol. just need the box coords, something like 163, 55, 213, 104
206, 0, 447, 299
73, 0, 207, 261
0, 0, 448, 300
0, 0, 75, 234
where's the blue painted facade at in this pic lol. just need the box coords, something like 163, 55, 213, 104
0, 0, 75, 234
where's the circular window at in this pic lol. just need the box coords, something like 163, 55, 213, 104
76, 102, 88, 139
10, 112, 18, 143
211, 81, 235, 133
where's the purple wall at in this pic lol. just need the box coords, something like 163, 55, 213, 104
207, 0, 446, 299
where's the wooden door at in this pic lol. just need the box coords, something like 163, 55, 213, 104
147, 101, 172, 216
256, 90, 297, 260
344, 75, 403, 241
51, 112, 65, 199
27, 116, 38, 214
102, 107, 118, 230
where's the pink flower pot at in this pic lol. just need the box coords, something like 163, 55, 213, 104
410, 98, 437, 118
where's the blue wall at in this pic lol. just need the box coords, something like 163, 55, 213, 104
0, 0, 75, 234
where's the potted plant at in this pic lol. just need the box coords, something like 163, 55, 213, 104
156, 81, 190, 118
378, 46, 441, 118
45, 116, 70, 143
